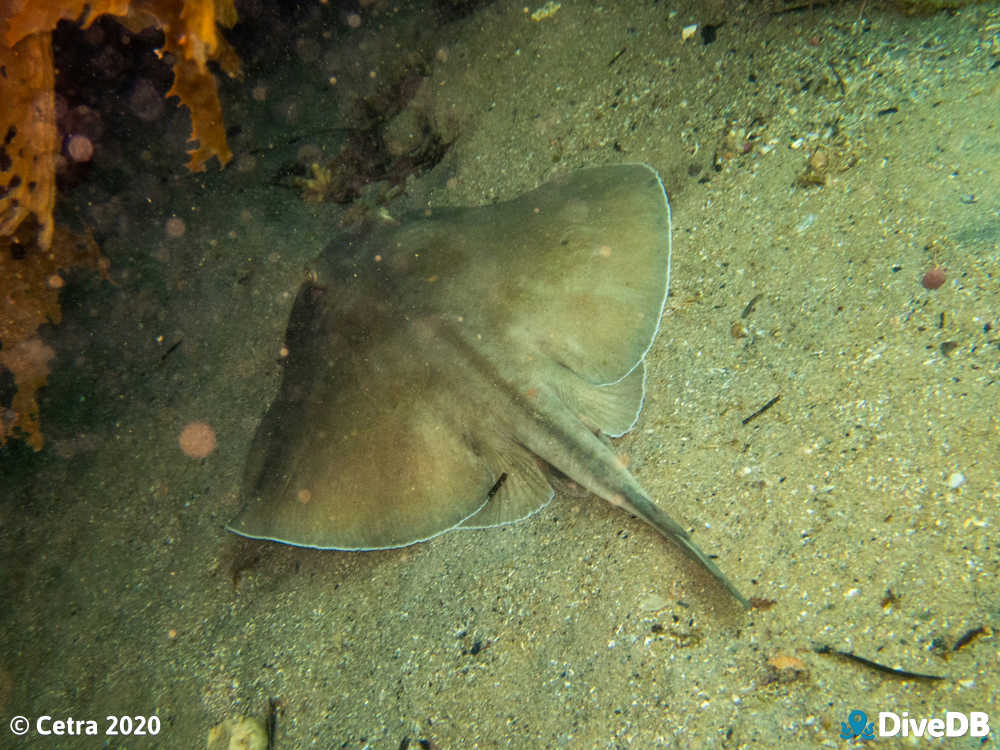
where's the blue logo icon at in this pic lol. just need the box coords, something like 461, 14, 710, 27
841, 709, 875, 740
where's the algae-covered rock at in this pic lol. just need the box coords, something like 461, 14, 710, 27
205, 716, 267, 750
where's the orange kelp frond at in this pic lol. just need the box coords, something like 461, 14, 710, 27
0, 1, 131, 46
0, 225, 108, 450
1, 1, 243, 248
0, 32, 57, 251
126, 0, 244, 171
160, 0, 244, 171
166, 55, 233, 171
123, 0, 243, 170
1, 1, 128, 252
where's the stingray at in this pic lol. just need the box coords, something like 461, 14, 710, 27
228, 163, 747, 607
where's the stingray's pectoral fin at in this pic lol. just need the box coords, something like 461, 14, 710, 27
458, 440, 556, 529
621, 492, 749, 609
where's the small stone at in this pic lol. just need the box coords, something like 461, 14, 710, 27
530, 1, 561, 21
922, 267, 946, 290
767, 653, 806, 671
765, 653, 809, 684
940, 341, 959, 358
639, 593, 669, 613
946, 472, 966, 489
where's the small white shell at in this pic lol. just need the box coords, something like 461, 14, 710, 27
946, 471, 966, 489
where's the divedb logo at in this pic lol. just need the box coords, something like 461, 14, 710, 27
880, 711, 990, 739
841, 709, 991, 740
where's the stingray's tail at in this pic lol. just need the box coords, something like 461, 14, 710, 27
623, 492, 749, 609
